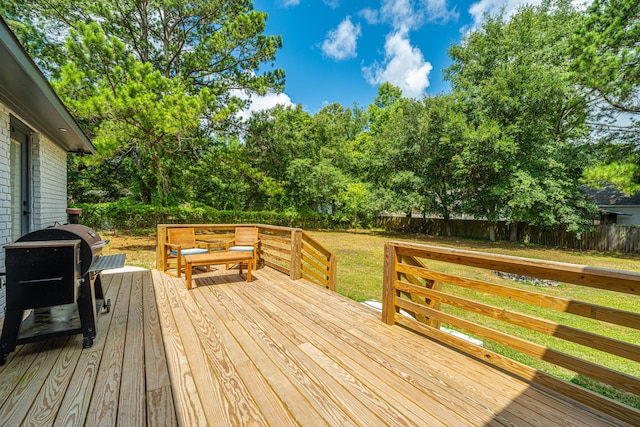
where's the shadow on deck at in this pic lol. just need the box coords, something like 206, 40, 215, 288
0, 267, 627, 426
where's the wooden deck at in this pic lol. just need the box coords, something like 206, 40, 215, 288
0, 269, 174, 426
0, 267, 629, 426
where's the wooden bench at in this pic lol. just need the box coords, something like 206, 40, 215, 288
184, 252, 254, 289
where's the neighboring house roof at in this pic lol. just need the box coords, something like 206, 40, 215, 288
0, 16, 94, 154
585, 186, 640, 208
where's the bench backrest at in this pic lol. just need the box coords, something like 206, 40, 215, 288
235, 227, 259, 246
168, 228, 196, 247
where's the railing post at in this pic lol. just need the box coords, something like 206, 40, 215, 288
328, 254, 337, 291
382, 242, 397, 325
156, 225, 167, 270
290, 229, 302, 280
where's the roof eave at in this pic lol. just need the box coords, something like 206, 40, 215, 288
0, 16, 94, 154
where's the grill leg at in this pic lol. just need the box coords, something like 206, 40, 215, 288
94, 273, 105, 300
77, 278, 97, 349
92, 273, 110, 313
0, 309, 24, 365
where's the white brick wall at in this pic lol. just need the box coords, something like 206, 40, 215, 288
0, 104, 69, 316
0, 103, 10, 313
32, 133, 68, 229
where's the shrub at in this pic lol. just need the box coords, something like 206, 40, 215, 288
71, 201, 353, 231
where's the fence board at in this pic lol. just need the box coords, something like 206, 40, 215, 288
380, 217, 640, 254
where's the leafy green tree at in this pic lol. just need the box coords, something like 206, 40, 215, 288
571, 0, 640, 115
312, 103, 366, 176
571, 0, 640, 193
446, 0, 595, 240
340, 182, 374, 229
287, 158, 348, 213
359, 88, 471, 234
452, 120, 516, 241
584, 165, 640, 196
2, 0, 284, 206
55, 22, 207, 204
180, 137, 271, 211
67, 154, 135, 203
245, 102, 367, 213
414, 95, 467, 236
245, 105, 314, 210
356, 84, 408, 214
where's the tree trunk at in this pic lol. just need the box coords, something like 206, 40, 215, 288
443, 212, 452, 237
488, 223, 496, 242
509, 221, 519, 242
421, 211, 427, 233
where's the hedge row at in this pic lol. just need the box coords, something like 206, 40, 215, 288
71, 202, 351, 231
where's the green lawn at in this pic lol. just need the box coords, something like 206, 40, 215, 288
307, 229, 640, 301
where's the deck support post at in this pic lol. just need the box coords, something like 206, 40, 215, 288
382, 243, 397, 325
290, 229, 302, 280
157, 225, 167, 270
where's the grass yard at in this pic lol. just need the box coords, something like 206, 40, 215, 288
101, 228, 640, 408
306, 229, 640, 301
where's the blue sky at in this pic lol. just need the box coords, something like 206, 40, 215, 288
247, 0, 549, 114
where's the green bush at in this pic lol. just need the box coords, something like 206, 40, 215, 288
71, 201, 353, 231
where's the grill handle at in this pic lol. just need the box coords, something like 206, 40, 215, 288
19, 277, 63, 284
91, 240, 110, 250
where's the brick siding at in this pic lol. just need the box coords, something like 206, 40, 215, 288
0, 103, 10, 313
0, 104, 69, 316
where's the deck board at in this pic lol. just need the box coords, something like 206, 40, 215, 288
240, 284, 479, 425
152, 270, 208, 426
224, 280, 440, 426
156, 266, 627, 426
195, 277, 327, 426
0, 266, 631, 426
118, 271, 146, 427
0, 269, 176, 426
258, 271, 602, 426
257, 275, 525, 424
23, 335, 82, 425
208, 276, 358, 426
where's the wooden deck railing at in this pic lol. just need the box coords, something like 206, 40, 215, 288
382, 241, 640, 425
156, 224, 336, 290
301, 231, 337, 290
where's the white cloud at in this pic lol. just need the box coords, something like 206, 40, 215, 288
468, 0, 533, 30
423, 0, 460, 23
359, 8, 379, 24
321, 17, 362, 61
234, 91, 295, 121
362, 32, 432, 98
380, 0, 422, 33
467, 0, 587, 32
374, 0, 458, 33
281, 0, 300, 7
323, 0, 340, 8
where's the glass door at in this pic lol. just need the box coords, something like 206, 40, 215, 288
9, 120, 30, 241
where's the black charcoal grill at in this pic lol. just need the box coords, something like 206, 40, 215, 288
0, 224, 125, 365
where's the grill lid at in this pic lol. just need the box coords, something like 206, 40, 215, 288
16, 224, 107, 276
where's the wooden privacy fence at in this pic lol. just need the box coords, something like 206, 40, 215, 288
380, 216, 640, 253
156, 224, 337, 290
382, 241, 640, 425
